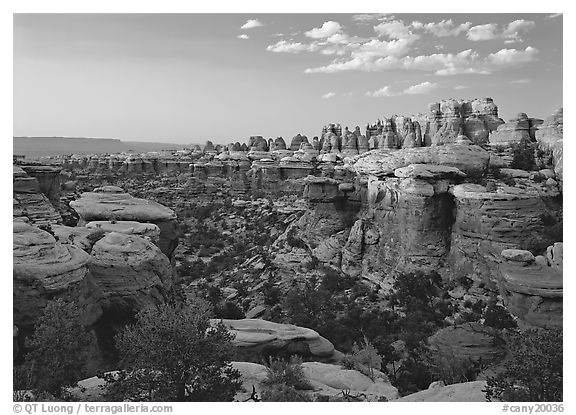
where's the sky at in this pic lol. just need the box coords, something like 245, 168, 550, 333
13, 13, 563, 145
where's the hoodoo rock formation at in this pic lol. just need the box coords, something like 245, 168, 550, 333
70, 186, 179, 261
13, 221, 91, 335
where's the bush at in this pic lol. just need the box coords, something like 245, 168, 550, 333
349, 336, 383, 381
15, 299, 92, 398
260, 356, 313, 402
483, 304, 517, 330
510, 141, 536, 171
484, 328, 562, 402
106, 301, 241, 401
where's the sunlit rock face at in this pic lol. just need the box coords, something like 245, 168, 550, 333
448, 183, 561, 285
13, 165, 62, 226
536, 108, 563, 188
498, 243, 562, 329
88, 232, 172, 313
69, 186, 178, 261
212, 318, 336, 361
13, 221, 92, 333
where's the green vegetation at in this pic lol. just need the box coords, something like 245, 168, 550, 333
14, 299, 93, 400
104, 300, 241, 401
260, 356, 312, 402
485, 328, 562, 402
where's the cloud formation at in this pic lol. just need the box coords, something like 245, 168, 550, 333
305, 21, 342, 38
237, 34, 250, 40
241, 19, 264, 29
321, 92, 337, 99
467, 24, 499, 41
366, 81, 440, 97
265, 16, 539, 77
413, 19, 472, 37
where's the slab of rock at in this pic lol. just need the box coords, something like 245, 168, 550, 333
394, 164, 466, 179
351, 144, 489, 178
213, 318, 335, 359
499, 246, 562, 329
51, 224, 104, 252
501, 249, 535, 264
86, 221, 161, 244
70, 187, 178, 260
301, 361, 399, 401
231, 361, 398, 402
396, 381, 487, 402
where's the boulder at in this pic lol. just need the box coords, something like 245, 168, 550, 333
427, 323, 506, 365
13, 221, 91, 331
85, 221, 161, 244
396, 381, 487, 402
89, 232, 172, 313
499, 245, 562, 328
70, 187, 178, 260
352, 144, 489, 178
213, 319, 335, 360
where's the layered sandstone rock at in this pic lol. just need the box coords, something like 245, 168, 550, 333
351, 144, 490, 178
13, 221, 91, 330
396, 381, 487, 402
214, 318, 336, 360
535, 108, 563, 187
86, 221, 161, 244
70, 186, 178, 260
427, 323, 506, 364
89, 232, 172, 313
498, 245, 562, 328
449, 183, 561, 284
13, 165, 62, 226
489, 113, 531, 146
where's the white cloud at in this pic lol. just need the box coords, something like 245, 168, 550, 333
454, 85, 468, 90
419, 19, 472, 37
467, 23, 499, 41
486, 46, 538, 66
266, 40, 320, 53
305, 21, 342, 39
321, 92, 337, 99
306, 45, 537, 75
351, 38, 415, 59
403, 81, 439, 95
502, 20, 535, 41
374, 20, 419, 41
511, 79, 531, 84
366, 86, 395, 97
237, 34, 250, 40
548, 13, 562, 19
352, 14, 391, 23
366, 81, 440, 97
241, 19, 264, 29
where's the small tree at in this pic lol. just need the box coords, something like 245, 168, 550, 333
260, 356, 312, 402
17, 299, 92, 398
348, 336, 383, 381
107, 300, 241, 401
484, 328, 562, 402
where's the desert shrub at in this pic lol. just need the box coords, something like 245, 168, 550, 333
510, 141, 536, 171
215, 301, 245, 319
260, 356, 312, 402
483, 304, 517, 330
106, 301, 241, 401
15, 299, 92, 399
484, 328, 562, 402
349, 336, 383, 381
425, 347, 479, 386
